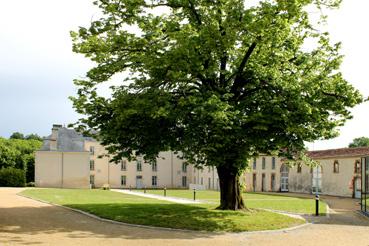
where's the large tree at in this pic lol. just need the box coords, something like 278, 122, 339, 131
71, 0, 362, 210
349, 137, 369, 148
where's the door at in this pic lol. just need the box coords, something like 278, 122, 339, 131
312, 166, 322, 194
354, 177, 361, 198
280, 164, 289, 192
271, 174, 276, 192
261, 174, 266, 192
136, 175, 143, 189
252, 174, 257, 192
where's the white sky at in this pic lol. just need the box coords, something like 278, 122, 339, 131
0, 0, 367, 150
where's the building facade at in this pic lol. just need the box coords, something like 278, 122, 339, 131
36, 125, 218, 189
36, 125, 369, 202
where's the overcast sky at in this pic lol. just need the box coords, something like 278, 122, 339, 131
0, 0, 368, 150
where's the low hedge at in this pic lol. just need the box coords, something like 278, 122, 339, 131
0, 167, 26, 187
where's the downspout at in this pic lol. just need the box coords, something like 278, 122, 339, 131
108, 157, 110, 186
61, 152, 64, 188
212, 166, 215, 190
171, 152, 174, 188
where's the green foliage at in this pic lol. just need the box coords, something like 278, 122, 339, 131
0, 167, 26, 187
25, 134, 43, 141
71, 0, 362, 167
70, 0, 362, 208
10, 132, 43, 141
10, 132, 24, 140
0, 138, 42, 182
349, 137, 369, 148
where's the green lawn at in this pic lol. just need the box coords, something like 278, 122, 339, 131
137, 189, 327, 214
21, 188, 304, 232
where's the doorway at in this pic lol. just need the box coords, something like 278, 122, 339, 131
280, 164, 289, 192
354, 177, 361, 198
312, 166, 322, 193
261, 173, 266, 192
271, 173, 276, 192
136, 175, 143, 189
252, 173, 257, 192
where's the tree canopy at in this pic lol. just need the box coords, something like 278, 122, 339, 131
349, 137, 369, 148
71, 0, 363, 209
0, 138, 42, 183
10, 132, 43, 141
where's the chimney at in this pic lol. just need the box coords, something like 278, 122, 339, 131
50, 124, 62, 151
51, 124, 62, 140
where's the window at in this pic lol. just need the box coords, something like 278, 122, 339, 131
272, 157, 276, 170
90, 175, 95, 185
121, 176, 126, 186
208, 166, 211, 173
136, 160, 142, 172
182, 176, 187, 187
152, 160, 157, 172
297, 164, 302, 173
152, 176, 157, 186
253, 158, 257, 170
89, 146, 95, 155
208, 178, 211, 189
121, 160, 127, 171
201, 177, 203, 185
262, 157, 266, 170
333, 160, 339, 173
355, 160, 361, 173
90, 160, 95, 171
182, 162, 187, 173
194, 177, 196, 184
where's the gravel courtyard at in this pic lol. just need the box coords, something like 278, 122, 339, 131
1, 188, 369, 246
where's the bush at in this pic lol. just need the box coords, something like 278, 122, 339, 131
26, 182, 35, 187
0, 168, 26, 187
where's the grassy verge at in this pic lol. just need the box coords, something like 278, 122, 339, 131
21, 188, 304, 232
137, 189, 327, 214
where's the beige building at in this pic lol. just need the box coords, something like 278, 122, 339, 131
36, 125, 369, 199
36, 125, 218, 190
245, 148, 369, 198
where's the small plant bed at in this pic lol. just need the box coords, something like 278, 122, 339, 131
136, 189, 327, 215
21, 188, 304, 232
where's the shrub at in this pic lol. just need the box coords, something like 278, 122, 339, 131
0, 167, 26, 187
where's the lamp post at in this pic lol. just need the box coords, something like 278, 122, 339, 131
193, 188, 196, 201
164, 187, 167, 197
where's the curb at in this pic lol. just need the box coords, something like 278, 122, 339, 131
17, 192, 310, 235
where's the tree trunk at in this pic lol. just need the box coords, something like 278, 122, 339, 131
216, 165, 245, 210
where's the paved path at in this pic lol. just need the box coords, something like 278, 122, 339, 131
112, 189, 202, 204
1, 188, 369, 246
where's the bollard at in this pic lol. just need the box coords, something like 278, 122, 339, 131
129, 185, 131, 191
144, 186, 146, 193
193, 188, 196, 201
315, 194, 319, 216
164, 187, 167, 197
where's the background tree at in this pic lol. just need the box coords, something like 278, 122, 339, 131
71, 0, 363, 210
25, 134, 43, 141
10, 132, 24, 140
0, 138, 42, 183
349, 137, 369, 148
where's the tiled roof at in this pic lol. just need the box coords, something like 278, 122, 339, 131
308, 147, 369, 159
